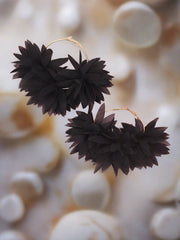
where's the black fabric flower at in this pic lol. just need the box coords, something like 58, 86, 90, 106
59, 52, 113, 110
66, 104, 170, 176
66, 103, 118, 162
12, 42, 113, 115
11, 40, 69, 115
119, 117, 170, 174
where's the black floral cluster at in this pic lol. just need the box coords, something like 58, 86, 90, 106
11, 40, 170, 176
66, 104, 170, 175
11, 40, 113, 115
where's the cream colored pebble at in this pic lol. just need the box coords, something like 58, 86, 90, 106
19, 136, 61, 173
71, 170, 110, 210
50, 210, 123, 240
0, 230, 27, 240
106, 55, 133, 83
0, 135, 62, 173
57, 0, 81, 33
151, 208, 180, 240
11, 171, 44, 200
113, 1, 162, 48
0, 93, 45, 139
0, 194, 25, 223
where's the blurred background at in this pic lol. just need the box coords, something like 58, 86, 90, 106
0, 0, 180, 240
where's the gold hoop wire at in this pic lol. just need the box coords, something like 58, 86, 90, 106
46, 36, 89, 61
106, 107, 145, 131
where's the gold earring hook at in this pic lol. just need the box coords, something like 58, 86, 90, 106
46, 36, 89, 61
106, 106, 145, 131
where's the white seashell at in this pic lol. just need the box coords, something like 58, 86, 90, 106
151, 208, 180, 240
0, 93, 45, 139
113, 1, 162, 48
57, 0, 81, 33
0, 193, 25, 223
50, 210, 123, 240
11, 171, 44, 201
0, 230, 27, 240
71, 170, 110, 210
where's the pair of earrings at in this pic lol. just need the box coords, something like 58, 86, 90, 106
11, 37, 113, 116
11, 37, 169, 176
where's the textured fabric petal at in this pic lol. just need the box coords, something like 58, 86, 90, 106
66, 104, 170, 176
11, 40, 70, 116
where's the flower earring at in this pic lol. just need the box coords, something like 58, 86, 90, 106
11, 37, 170, 176
66, 104, 170, 175
11, 37, 113, 116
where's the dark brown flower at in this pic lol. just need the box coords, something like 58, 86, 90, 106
60, 52, 113, 110
11, 40, 69, 115
12, 42, 113, 116
66, 104, 170, 176
66, 104, 117, 160
118, 117, 170, 174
